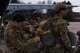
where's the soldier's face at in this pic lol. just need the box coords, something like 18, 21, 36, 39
62, 9, 67, 16
13, 21, 24, 28
17, 22, 24, 28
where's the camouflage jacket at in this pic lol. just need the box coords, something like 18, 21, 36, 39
38, 15, 73, 53
51, 15, 73, 53
4, 21, 34, 53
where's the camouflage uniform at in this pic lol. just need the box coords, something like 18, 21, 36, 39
36, 2, 74, 53
4, 21, 34, 53
51, 15, 73, 53
37, 14, 73, 53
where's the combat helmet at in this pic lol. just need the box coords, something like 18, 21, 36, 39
53, 2, 67, 13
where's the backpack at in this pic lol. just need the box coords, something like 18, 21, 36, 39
41, 18, 55, 46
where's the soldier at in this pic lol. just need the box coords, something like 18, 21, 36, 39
36, 3, 73, 53
4, 13, 34, 53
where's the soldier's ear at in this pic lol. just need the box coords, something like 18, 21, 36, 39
0, 0, 10, 16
